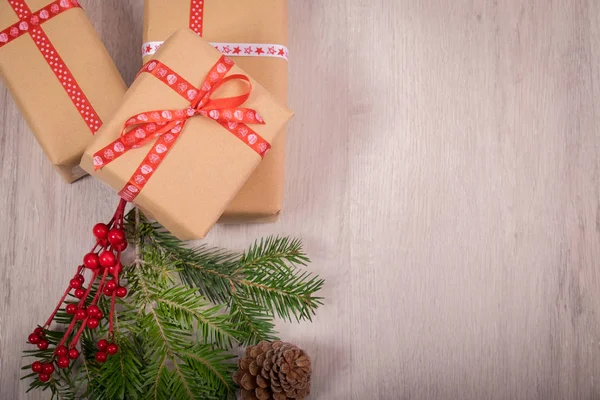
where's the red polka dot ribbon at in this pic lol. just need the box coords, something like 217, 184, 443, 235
1, 0, 102, 134
92, 55, 270, 202
189, 0, 204, 36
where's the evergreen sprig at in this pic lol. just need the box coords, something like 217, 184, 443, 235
23, 208, 324, 399
135, 214, 325, 337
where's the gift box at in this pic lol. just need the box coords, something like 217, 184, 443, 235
143, 0, 289, 221
80, 28, 293, 240
0, 0, 126, 182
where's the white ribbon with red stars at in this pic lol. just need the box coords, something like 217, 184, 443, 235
142, 41, 289, 61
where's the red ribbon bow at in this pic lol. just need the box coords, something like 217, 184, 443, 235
93, 55, 270, 201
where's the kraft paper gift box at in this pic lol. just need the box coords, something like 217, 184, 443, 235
0, 0, 126, 182
80, 29, 293, 240
143, 0, 289, 221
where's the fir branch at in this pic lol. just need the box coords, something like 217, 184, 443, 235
133, 264, 237, 399
143, 356, 169, 400
155, 286, 240, 349
238, 236, 309, 272
136, 214, 324, 328
178, 344, 237, 397
141, 311, 196, 399
141, 223, 239, 305
23, 365, 77, 400
140, 225, 280, 344
139, 309, 228, 400
228, 294, 278, 346
94, 335, 145, 400
238, 237, 324, 322
50, 380, 77, 400
74, 297, 145, 400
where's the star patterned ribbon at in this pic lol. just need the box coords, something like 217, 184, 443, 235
142, 41, 290, 61
92, 55, 270, 202
1, 0, 102, 134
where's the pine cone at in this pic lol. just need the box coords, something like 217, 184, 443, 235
233, 341, 311, 400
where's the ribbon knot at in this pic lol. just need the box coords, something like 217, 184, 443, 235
92, 55, 271, 202
113, 70, 263, 152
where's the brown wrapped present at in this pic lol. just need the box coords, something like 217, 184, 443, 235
80, 29, 293, 240
0, 0, 126, 182
143, 0, 289, 220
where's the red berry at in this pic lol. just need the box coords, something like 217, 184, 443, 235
95, 351, 107, 363
75, 309, 87, 320
113, 241, 128, 252
83, 253, 100, 270
98, 251, 116, 268
34, 327, 45, 337
31, 361, 43, 373
37, 340, 49, 350
68, 348, 79, 360
95, 310, 104, 319
42, 363, 55, 375
105, 279, 117, 292
28, 333, 41, 344
108, 263, 123, 277
93, 223, 109, 239
66, 304, 77, 314
76, 274, 85, 283
115, 286, 128, 298
106, 343, 119, 355
57, 356, 70, 369
74, 288, 86, 299
103, 286, 114, 296
69, 278, 82, 289
87, 305, 101, 318
98, 238, 109, 247
55, 345, 68, 357
107, 229, 125, 245
97, 339, 108, 351
86, 318, 99, 329
38, 373, 50, 382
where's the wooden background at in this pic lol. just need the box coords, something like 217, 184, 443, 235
2, 1, 600, 399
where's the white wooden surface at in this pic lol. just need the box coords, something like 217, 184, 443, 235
2, 1, 600, 399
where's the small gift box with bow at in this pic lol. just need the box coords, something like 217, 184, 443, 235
0, 0, 126, 182
143, 0, 290, 221
80, 28, 293, 240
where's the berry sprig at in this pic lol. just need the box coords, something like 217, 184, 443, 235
26, 199, 129, 383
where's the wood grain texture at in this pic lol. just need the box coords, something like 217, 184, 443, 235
1, 0, 600, 399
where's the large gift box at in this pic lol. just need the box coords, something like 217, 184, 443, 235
143, 0, 289, 221
80, 29, 293, 240
0, 0, 126, 182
